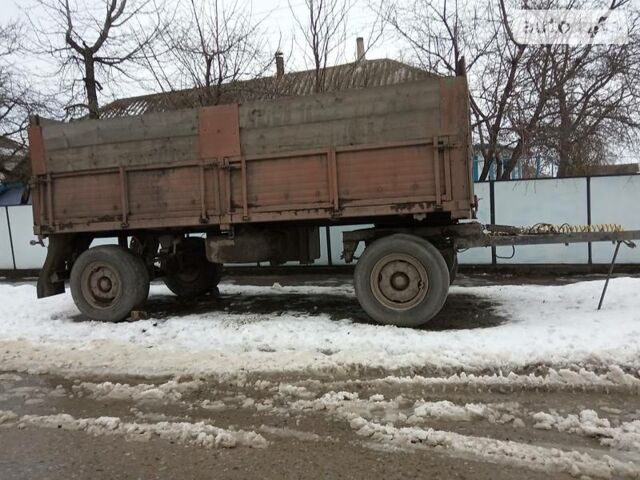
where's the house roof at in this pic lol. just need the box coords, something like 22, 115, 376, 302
0, 184, 27, 206
0, 136, 23, 157
99, 58, 435, 119
0, 135, 28, 184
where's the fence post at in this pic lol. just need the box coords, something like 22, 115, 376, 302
325, 227, 333, 266
489, 181, 497, 265
586, 176, 592, 265
5, 206, 17, 270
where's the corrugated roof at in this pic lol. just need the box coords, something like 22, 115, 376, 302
99, 58, 435, 119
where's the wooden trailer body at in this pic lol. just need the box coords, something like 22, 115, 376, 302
28, 76, 474, 237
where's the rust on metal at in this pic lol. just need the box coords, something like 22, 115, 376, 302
198, 104, 241, 160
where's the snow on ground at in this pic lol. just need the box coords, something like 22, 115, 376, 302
365, 366, 640, 392
0, 278, 639, 377
0, 411, 268, 449
280, 388, 640, 478
73, 379, 203, 403
533, 410, 640, 452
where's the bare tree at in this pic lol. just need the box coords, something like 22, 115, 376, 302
290, 0, 355, 92
388, 0, 536, 180
30, 0, 164, 119
387, 0, 640, 179
0, 20, 48, 183
535, 0, 640, 176
142, 0, 271, 106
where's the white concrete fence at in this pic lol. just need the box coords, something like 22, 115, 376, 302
1, 174, 639, 270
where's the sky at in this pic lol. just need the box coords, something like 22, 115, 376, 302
1, 0, 402, 105
2, 0, 637, 164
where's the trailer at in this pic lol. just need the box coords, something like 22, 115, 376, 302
27, 72, 640, 327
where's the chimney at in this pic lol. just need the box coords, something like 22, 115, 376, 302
356, 37, 365, 61
275, 51, 284, 79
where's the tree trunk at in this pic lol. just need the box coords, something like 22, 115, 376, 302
557, 142, 571, 177
479, 156, 492, 181
555, 88, 572, 177
496, 157, 503, 179
84, 54, 100, 119
500, 142, 524, 180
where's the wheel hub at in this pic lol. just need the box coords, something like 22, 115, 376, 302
98, 277, 112, 292
370, 253, 429, 310
390, 271, 410, 290
82, 263, 121, 308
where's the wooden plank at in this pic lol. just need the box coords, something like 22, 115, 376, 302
229, 153, 330, 209
439, 77, 469, 138
128, 167, 202, 215
47, 135, 198, 172
239, 80, 441, 129
27, 126, 47, 175
336, 143, 436, 202
51, 172, 121, 220
240, 110, 440, 155
43, 109, 198, 151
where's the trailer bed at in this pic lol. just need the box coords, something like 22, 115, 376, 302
28, 77, 474, 236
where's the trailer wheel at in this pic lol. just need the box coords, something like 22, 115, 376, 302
70, 245, 150, 322
354, 234, 449, 327
164, 238, 222, 298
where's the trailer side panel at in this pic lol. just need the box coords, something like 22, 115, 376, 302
31, 77, 474, 235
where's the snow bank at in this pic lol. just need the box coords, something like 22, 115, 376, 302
354, 420, 638, 479
1, 279, 640, 377
4, 411, 267, 449
374, 366, 640, 392
533, 410, 640, 452
74, 379, 202, 403
410, 400, 522, 426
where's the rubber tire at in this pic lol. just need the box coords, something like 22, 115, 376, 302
70, 245, 150, 322
164, 238, 223, 298
354, 234, 450, 328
